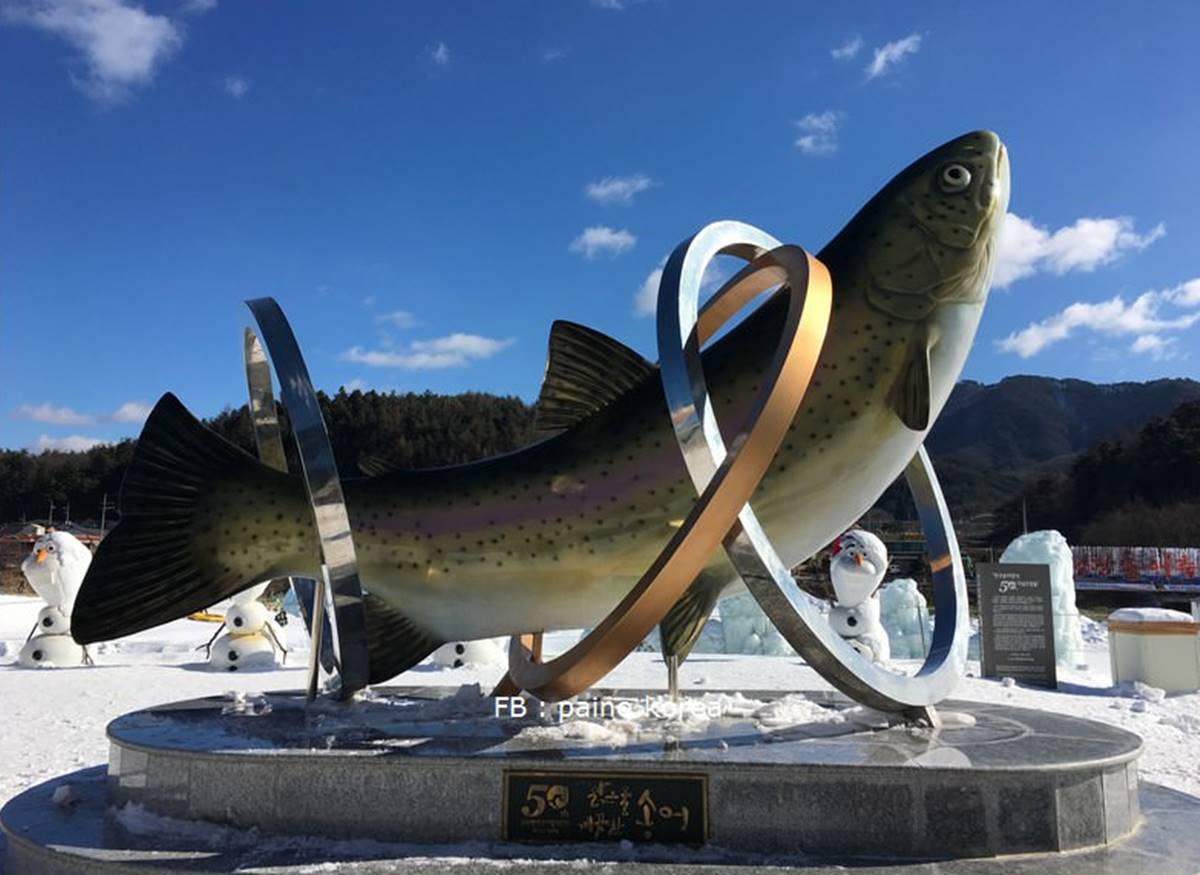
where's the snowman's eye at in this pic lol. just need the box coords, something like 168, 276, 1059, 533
939, 164, 971, 193
47, 544, 56, 552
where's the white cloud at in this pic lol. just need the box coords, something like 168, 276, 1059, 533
585, 174, 655, 205
1129, 334, 1177, 361
591, 0, 626, 8
569, 226, 636, 259
794, 110, 843, 156
374, 309, 419, 328
1164, 277, 1200, 307
634, 258, 733, 317
223, 75, 249, 98
831, 36, 862, 61
32, 434, 109, 453
109, 400, 151, 423
996, 279, 1200, 358
3, 0, 183, 103
541, 47, 568, 62
994, 213, 1166, 288
15, 403, 92, 425
343, 378, 369, 392
635, 263, 664, 317
427, 40, 450, 68
180, 0, 216, 13
865, 33, 922, 80
15, 399, 151, 425
340, 333, 515, 370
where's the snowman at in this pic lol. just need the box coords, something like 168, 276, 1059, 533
431, 638, 507, 670
827, 529, 891, 664
18, 530, 92, 668
204, 582, 289, 672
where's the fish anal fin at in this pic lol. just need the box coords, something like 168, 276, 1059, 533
658, 576, 724, 662
891, 333, 932, 431
363, 592, 442, 685
534, 320, 654, 433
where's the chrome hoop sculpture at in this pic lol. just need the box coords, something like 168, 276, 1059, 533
243, 298, 371, 701
242, 329, 338, 693
503, 220, 969, 719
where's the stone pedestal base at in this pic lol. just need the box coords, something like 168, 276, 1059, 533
3, 687, 1194, 873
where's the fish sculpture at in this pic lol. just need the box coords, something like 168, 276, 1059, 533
73, 130, 1010, 684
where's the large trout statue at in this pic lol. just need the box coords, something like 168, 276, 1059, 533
73, 131, 1010, 688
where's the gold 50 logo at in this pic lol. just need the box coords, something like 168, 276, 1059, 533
519, 783, 569, 818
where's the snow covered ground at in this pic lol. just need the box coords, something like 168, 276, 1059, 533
1, 593, 1198, 813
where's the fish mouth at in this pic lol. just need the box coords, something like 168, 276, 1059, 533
988, 138, 1011, 219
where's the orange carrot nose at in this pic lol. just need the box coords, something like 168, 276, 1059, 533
854, 554, 864, 567
35, 549, 48, 563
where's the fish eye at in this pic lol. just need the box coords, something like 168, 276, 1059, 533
939, 164, 971, 193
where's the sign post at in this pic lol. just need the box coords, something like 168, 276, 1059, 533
977, 563, 1058, 689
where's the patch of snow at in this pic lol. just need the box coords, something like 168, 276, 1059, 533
1109, 607, 1195, 624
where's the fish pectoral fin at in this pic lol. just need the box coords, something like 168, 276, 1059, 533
891, 332, 932, 432
363, 592, 443, 685
658, 575, 725, 662
534, 320, 654, 433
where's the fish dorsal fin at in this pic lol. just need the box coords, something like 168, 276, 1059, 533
534, 320, 653, 433
359, 455, 400, 477
891, 329, 932, 431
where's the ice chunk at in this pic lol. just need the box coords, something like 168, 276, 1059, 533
879, 578, 930, 659
999, 530, 1085, 668
717, 592, 795, 656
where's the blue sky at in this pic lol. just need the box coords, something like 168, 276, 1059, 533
3, 0, 1199, 452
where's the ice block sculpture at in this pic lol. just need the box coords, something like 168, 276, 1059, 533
999, 530, 1085, 669
879, 578, 931, 660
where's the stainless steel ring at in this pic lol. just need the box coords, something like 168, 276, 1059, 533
244, 299, 371, 700
657, 221, 969, 713
242, 329, 338, 694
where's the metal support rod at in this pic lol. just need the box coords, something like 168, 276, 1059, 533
306, 569, 330, 701
666, 654, 679, 702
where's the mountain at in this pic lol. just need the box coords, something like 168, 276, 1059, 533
3, 377, 1198, 530
922, 376, 1200, 515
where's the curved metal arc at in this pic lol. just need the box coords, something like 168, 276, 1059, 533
244, 299, 370, 700
242, 329, 338, 689
243, 330, 288, 473
659, 227, 969, 711
506, 236, 831, 700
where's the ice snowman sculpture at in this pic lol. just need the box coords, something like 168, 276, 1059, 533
430, 638, 507, 669
204, 582, 289, 672
18, 530, 92, 668
827, 529, 891, 664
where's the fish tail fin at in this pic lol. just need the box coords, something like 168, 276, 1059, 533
73, 393, 275, 645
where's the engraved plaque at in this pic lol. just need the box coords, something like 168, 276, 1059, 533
504, 770, 708, 844
978, 562, 1058, 688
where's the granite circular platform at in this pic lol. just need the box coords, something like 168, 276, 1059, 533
4, 687, 1195, 874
